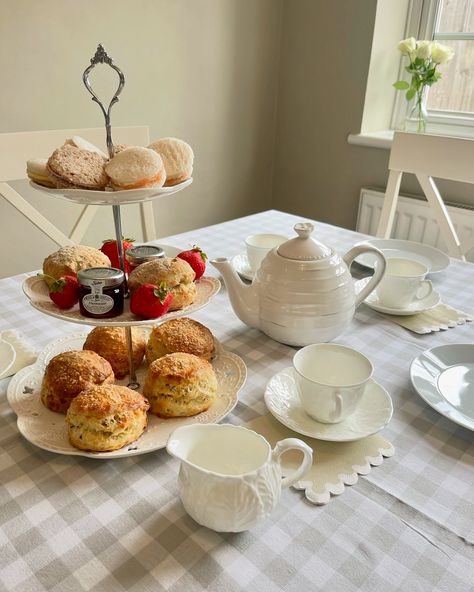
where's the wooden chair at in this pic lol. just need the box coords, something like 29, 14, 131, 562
376, 131, 474, 260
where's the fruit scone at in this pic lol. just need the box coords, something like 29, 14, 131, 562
143, 352, 218, 418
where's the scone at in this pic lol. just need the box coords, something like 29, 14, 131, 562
105, 147, 166, 190
128, 257, 196, 311
146, 318, 214, 364
41, 350, 114, 413
43, 245, 111, 280
143, 352, 217, 418
66, 384, 149, 452
47, 144, 109, 190
148, 137, 193, 186
83, 327, 146, 378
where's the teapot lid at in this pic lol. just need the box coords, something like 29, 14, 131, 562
277, 223, 333, 261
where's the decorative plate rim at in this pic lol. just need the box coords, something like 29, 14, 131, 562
7, 331, 247, 459
22, 275, 220, 327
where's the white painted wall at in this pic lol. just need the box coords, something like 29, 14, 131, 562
0, 0, 281, 276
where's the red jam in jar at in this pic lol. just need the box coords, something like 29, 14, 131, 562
77, 267, 125, 319
125, 245, 165, 272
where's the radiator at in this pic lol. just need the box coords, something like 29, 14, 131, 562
356, 188, 474, 261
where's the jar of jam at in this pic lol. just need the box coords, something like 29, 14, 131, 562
125, 245, 165, 272
77, 267, 125, 319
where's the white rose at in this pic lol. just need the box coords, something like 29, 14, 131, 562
398, 37, 416, 56
416, 40, 433, 60
431, 42, 455, 64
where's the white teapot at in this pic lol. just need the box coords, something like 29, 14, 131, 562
166, 424, 313, 532
212, 222, 386, 346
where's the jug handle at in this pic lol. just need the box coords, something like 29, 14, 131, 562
343, 245, 386, 308
272, 438, 313, 489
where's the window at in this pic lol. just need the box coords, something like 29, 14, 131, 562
393, 0, 474, 137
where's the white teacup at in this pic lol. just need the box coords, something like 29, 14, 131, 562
376, 258, 433, 309
293, 343, 373, 424
245, 233, 287, 272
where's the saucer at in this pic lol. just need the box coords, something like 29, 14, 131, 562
231, 253, 255, 281
364, 285, 441, 316
354, 239, 450, 273
410, 344, 474, 432
264, 368, 393, 442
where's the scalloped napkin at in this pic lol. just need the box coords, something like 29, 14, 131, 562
381, 302, 473, 334
244, 414, 394, 505
0, 330, 37, 379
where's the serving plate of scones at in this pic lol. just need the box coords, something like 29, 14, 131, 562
23, 275, 220, 326
7, 324, 247, 459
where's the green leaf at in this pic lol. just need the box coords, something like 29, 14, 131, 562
393, 81, 409, 90
406, 88, 416, 101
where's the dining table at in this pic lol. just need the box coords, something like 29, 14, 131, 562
0, 209, 473, 592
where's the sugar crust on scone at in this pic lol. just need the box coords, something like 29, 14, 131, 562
83, 327, 146, 378
66, 384, 149, 452
143, 352, 217, 418
43, 245, 111, 279
41, 350, 115, 414
146, 318, 215, 364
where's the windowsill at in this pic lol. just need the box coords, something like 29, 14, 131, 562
347, 131, 393, 149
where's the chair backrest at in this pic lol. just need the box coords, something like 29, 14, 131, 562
0, 126, 150, 182
376, 131, 474, 260
0, 126, 157, 278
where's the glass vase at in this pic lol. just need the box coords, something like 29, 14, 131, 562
404, 89, 428, 133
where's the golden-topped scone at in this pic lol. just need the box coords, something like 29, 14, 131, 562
47, 144, 109, 190
128, 257, 196, 310
146, 318, 215, 364
143, 352, 217, 418
66, 384, 149, 452
43, 245, 111, 280
41, 350, 114, 413
83, 327, 146, 378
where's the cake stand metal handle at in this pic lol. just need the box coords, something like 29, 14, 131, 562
83, 45, 138, 390
82, 43, 124, 159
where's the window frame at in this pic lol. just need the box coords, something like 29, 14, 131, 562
391, 0, 474, 138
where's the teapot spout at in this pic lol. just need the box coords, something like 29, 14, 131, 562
211, 258, 259, 329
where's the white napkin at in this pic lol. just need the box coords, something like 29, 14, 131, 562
0, 330, 37, 379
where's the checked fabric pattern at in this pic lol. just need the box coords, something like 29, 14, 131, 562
0, 210, 473, 591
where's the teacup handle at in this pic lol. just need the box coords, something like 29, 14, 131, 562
271, 438, 313, 489
331, 392, 344, 422
343, 245, 386, 308
415, 280, 433, 301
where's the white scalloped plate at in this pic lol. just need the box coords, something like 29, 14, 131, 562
264, 367, 393, 442
22, 276, 220, 327
0, 340, 16, 379
7, 332, 247, 459
29, 178, 193, 205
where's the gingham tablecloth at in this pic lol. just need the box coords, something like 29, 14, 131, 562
1, 210, 473, 592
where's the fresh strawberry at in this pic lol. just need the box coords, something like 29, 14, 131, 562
177, 245, 207, 280
100, 237, 134, 273
130, 283, 174, 319
39, 274, 80, 309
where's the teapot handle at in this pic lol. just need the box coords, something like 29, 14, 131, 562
271, 438, 313, 489
343, 245, 386, 308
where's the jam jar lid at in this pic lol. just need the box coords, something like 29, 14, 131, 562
77, 267, 124, 287
125, 245, 165, 265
